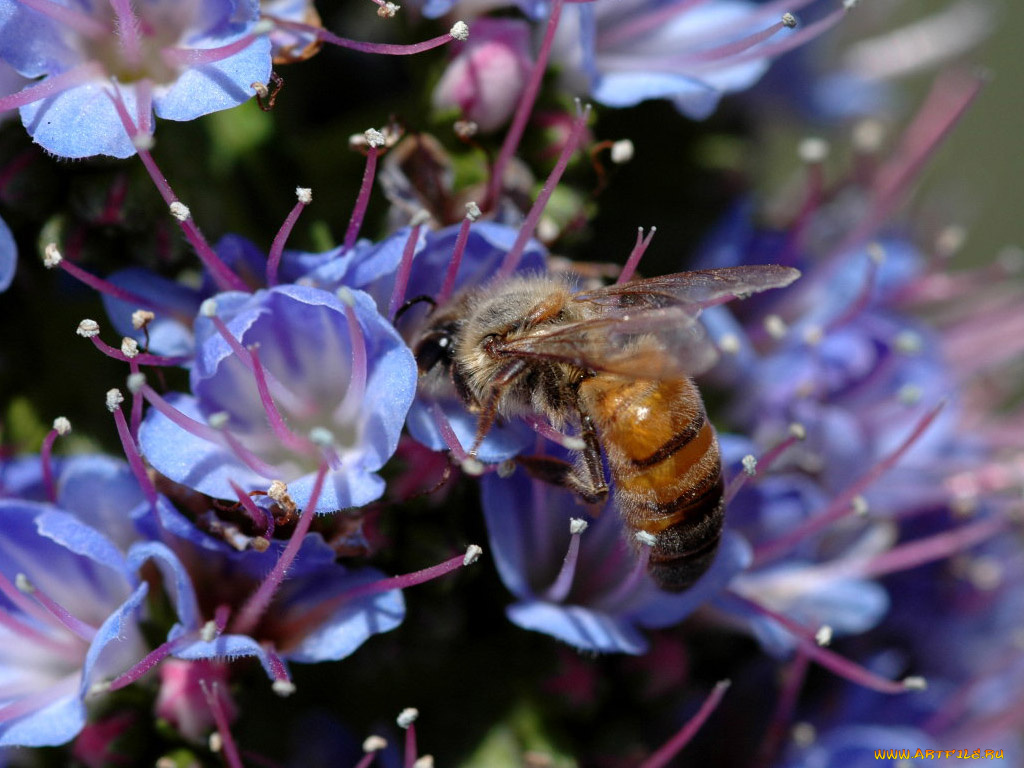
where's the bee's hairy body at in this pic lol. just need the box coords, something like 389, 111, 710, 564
415, 275, 724, 592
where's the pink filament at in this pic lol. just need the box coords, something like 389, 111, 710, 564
267, 198, 310, 287
163, 35, 260, 68
497, 103, 590, 280
200, 680, 245, 768
428, 402, 470, 462
542, 527, 584, 602
229, 480, 269, 534
344, 147, 379, 251
437, 214, 474, 305
724, 432, 802, 504
23, 580, 98, 643
389, 225, 423, 321
639, 680, 731, 768
110, 0, 143, 69
88, 336, 190, 367
17, 0, 107, 36
272, 18, 457, 56
334, 304, 369, 421
231, 463, 329, 636
40, 427, 60, 503
617, 227, 658, 284
0, 62, 105, 113
727, 592, 912, 694
485, 0, 565, 210
111, 402, 160, 512
403, 723, 418, 768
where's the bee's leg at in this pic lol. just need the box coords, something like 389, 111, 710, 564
466, 360, 528, 458
515, 411, 609, 505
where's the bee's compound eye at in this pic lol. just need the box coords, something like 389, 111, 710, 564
414, 333, 452, 374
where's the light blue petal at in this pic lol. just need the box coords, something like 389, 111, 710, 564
0, 684, 84, 748
507, 601, 648, 655
0, 213, 14, 293
406, 398, 533, 464
127, 541, 201, 631
155, 36, 271, 121
54, 455, 145, 552
20, 80, 139, 159
80, 581, 149, 691
35, 511, 132, 583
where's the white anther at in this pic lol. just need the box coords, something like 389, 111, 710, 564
635, 530, 657, 547
53, 417, 72, 435
788, 422, 806, 440
936, 225, 967, 259
267, 480, 288, 503
763, 314, 787, 340
120, 337, 139, 358
252, 81, 269, 99
464, 544, 483, 566
718, 333, 741, 354
897, 383, 923, 405
88, 680, 112, 697
742, 454, 758, 476
465, 201, 482, 221
42, 243, 63, 268
397, 708, 419, 728
208, 411, 229, 429
252, 18, 275, 35
449, 20, 469, 41
200, 619, 219, 643
569, 518, 589, 535
902, 676, 927, 691
454, 120, 478, 138
378, 2, 400, 18
791, 722, 816, 748
364, 128, 386, 148
801, 324, 823, 346
852, 118, 886, 153
131, 309, 155, 329
798, 136, 829, 163
77, 319, 100, 338
106, 389, 124, 412
363, 735, 388, 752
894, 330, 923, 355
411, 209, 432, 227
562, 435, 586, 451
843, 0, 859, 9
967, 556, 1003, 590
126, 372, 146, 394
781, 12, 797, 28
133, 134, 155, 152
296, 187, 313, 205
866, 241, 886, 264
169, 201, 191, 221
272, 680, 297, 697
15, 573, 33, 593
461, 456, 485, 476
200, 298, 218, 317
336, 286, 356, 307
610, 139, 634, 164
851, 495, 869, 516
815, 625, 833, 646
209, 732, 224, 753
413, 757, 434, 768
309, 427, 334, 447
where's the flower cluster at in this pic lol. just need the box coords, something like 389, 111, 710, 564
0, 0, 1018, 766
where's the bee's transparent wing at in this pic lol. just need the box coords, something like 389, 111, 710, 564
493, 306, 718, 379
493, 265, 800, 379
571, 265, 801, 312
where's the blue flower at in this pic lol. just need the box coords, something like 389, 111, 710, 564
0, 0, 272, 158
552, 1, 799, 119
0, 502, 148, 747
138, 284, 417, 512
128, 498, 404, 682
480, 465, 749, 654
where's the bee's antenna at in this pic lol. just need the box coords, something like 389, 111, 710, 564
393, 294, 437, 322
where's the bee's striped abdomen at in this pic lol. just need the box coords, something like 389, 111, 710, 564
580, 376, 724, 592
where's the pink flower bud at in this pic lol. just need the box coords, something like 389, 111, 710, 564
432, 19, 531, 133
155, 659, 236, 743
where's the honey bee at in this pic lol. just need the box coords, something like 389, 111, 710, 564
413, 266, 800, 591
